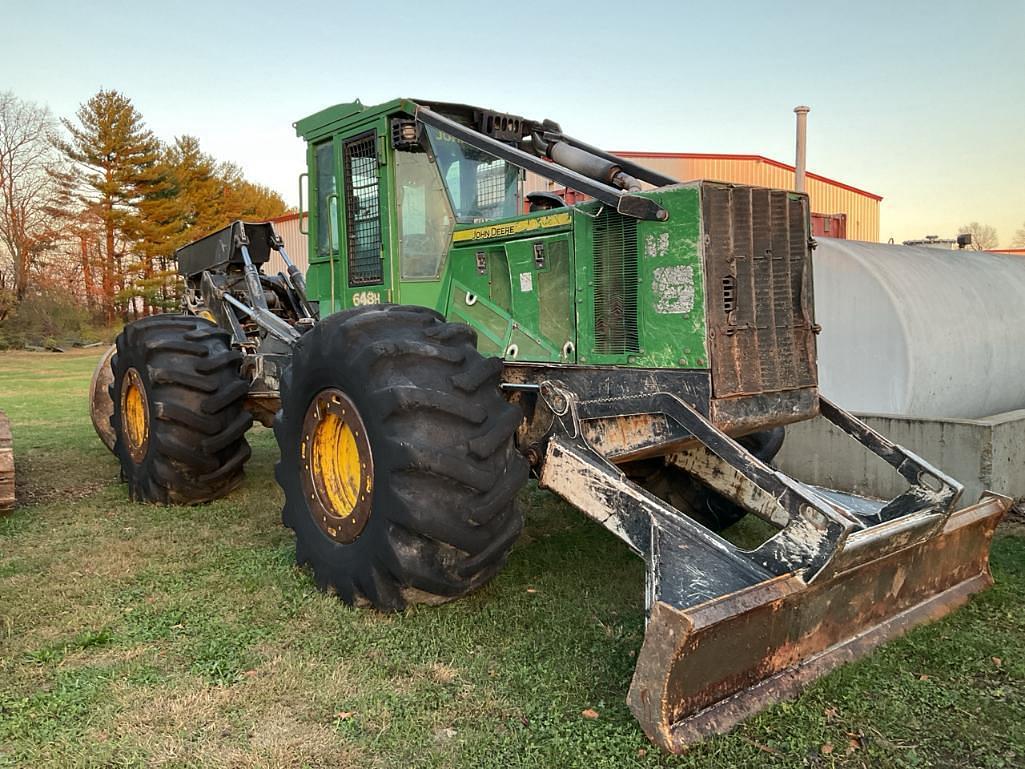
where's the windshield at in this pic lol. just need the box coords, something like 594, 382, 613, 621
424, 125, 521, 223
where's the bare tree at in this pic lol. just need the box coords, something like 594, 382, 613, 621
1011, 221, 1025, 248
958, 222, 999, 251
0, 91, 64, 316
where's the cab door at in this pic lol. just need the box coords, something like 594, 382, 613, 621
338, 128, 391, 307
308, 125, 392, 314
308, 137, 341, 313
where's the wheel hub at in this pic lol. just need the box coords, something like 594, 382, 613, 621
301, 388, 374, 543
120, 367, 149, 463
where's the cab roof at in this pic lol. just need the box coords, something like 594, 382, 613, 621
294, 99, 539, 143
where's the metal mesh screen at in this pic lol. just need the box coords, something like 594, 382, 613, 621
593, 209, 639, 355
475, 160, 509, 219
343, 132, 383, 286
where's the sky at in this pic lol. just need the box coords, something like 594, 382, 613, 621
5, 0, 1023, 246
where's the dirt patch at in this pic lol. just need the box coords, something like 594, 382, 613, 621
13, 453, 111, 506
108, 657, 365, 769
997, 502, 1025, 536
13, 480, 107, 506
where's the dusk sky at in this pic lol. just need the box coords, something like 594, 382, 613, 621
6, 0, 1024, 245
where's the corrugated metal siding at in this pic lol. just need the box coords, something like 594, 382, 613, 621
265, 214, 309, 275
525, 154, 880, 242
812, 212, 847, 239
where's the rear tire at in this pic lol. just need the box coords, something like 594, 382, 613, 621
635, 428, 786, 532
89, 343, 117, 452
274, 305, 528, 611
110, 315, 252, 504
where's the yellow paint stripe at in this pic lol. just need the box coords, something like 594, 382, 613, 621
452, 211, 572, 243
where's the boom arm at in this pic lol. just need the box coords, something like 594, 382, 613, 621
415, 107, 669, 222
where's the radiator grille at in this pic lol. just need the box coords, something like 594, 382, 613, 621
703, 183, 817, 397
593, 208, 639, 355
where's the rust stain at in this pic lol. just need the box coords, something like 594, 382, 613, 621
626, 494, 1007, 753
244, 395, 281, 428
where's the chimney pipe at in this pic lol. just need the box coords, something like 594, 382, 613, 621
794, 105, 810, 193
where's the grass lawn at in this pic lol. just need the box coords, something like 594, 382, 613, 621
1, 349, 1023, 768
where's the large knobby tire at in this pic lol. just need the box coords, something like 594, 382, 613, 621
635, 428, 786, 532
274, 305, 528, 611
89, 343, 117, 452
110, 315, 253, 504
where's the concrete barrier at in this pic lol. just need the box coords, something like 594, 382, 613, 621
776, 409, 1025, 504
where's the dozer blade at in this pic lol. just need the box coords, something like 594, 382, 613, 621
535, 384, 1010, 752
628, 494, 1005, 751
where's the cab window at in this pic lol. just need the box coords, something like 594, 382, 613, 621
424, 125, 521, 223
395, 149, 454, 280
315, 141, 337, 256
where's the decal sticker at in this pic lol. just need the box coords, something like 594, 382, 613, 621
652, 265, 695, 314
519, 272, 533, 292
352, 290, 382, 307
452, 212, 572, 243
644, 232, 670, 258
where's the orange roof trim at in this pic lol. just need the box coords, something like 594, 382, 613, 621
613, 151, 883, 202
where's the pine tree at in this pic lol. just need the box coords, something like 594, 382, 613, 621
171, 136, 229, 235
217, 162, 288, 221
135, 142, 189, 313
55, 90, 161, 322
136, 136, 284, 312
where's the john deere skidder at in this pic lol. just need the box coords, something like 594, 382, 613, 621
91, 98, 1008, 751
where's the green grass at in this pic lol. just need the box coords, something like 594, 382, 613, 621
0, 349, 1023, 768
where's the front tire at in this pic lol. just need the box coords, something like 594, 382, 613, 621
110, 315, 253, 504
274, 305, 528, 611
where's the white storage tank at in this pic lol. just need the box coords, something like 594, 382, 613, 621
812, 239, 1025, 419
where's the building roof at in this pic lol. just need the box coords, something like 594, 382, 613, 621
612, 151, 883, 202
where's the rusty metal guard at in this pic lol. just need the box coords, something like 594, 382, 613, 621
628, 495, 1004, 751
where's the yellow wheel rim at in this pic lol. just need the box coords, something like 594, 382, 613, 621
121, 367, 149, 463
301, 389, 373, 543
312, 413, 362, 515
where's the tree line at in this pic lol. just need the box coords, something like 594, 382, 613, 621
957, 222, 1025, 252
0, 90, 287, 326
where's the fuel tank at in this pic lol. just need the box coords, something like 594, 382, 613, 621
812, 239, 1025, 418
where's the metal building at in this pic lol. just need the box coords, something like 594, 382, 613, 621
264, 212, 309, 276
525, 152, 881, 242
272, 151, 883, 276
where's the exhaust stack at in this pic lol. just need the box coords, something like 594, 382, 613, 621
794, 105, 810, 193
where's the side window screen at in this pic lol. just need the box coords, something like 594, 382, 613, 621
315, 141, 337, 256
343, 131, 383, 286
475, 159, 509, 213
